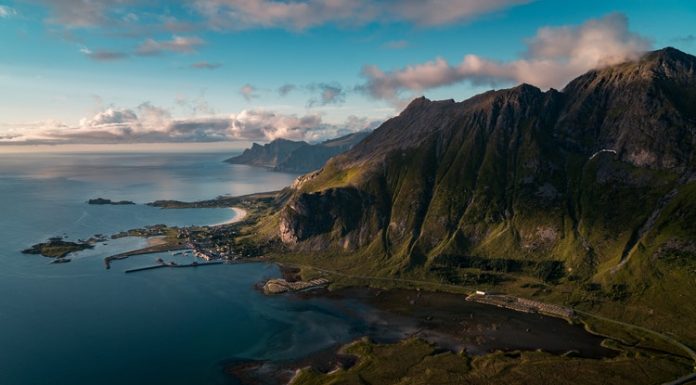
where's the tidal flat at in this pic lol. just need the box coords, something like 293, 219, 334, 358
225, 286, 617, 385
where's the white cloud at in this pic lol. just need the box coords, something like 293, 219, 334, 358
359, 13, 651, 103
80, 47, 129, 61
191, 61, 222, 69
391, 0, 531, 26
239, 84, 259, 101
30, 0, 530, 32
136, 35, 204, 55
0, 5, 17, 18
0, 104, 378, 145
307, 83, 346, 107
31, 0, 137, 27
278, 84, 296, 96
192, 0, 531, 30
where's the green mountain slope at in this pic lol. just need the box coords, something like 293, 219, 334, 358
269, 48, 696, 340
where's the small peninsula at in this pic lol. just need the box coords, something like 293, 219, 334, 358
88, 198, 135, 205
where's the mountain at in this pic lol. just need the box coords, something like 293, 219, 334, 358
225, 131, 370, 173
272, 48, 696, 338
225, 138, 308, 169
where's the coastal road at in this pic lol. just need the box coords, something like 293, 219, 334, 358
574, 309, 696, 367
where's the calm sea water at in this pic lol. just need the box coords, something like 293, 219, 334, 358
0, 152, 375, 385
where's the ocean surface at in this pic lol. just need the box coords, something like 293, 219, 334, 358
0, 152, 375, 385
0, 152, 611, 385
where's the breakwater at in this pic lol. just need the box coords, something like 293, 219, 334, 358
125, 261, 223, 273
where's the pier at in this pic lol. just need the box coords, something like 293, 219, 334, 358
104, 243, 188, 269
125, 261, 223, 273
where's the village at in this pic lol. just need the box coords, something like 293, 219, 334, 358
103, 222, 264, 269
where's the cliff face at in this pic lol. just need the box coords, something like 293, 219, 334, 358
225, 132, 370, 173
277, 48, 696, 279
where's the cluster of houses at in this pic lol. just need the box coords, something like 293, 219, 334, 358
177, 226, 241, 262
111, 224, 169, 239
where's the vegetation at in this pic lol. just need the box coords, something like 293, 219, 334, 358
22, 237, 93, 258
291, 338, 691, 385
145, 48, 696, 384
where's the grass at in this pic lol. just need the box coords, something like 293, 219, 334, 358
291, 338, 692, 385
22, 240, 93, 258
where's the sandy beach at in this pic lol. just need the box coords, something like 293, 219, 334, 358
213, 207, 248, 226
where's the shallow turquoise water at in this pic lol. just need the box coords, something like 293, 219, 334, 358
0, 153, 372, 385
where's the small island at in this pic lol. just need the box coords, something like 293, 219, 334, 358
22, 237, 93, 259
88, 198, 135, 205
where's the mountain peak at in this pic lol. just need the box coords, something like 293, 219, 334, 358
644, 46, 693, 63
402, 96, 455, 113
511, 83, 541, 93
563, 47, 696, 94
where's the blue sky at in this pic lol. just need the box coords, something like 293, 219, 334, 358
0, 0, 694, 150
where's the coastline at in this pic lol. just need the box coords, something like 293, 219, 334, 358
213, 207, 248, 226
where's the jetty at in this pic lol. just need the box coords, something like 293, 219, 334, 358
262, 278, 330, 294
125, 261, 223, 273
104, 243, 188, 269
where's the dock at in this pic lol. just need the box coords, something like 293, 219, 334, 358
125, 261, 223, 273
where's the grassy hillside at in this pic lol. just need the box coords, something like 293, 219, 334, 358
252, 49, 696, 351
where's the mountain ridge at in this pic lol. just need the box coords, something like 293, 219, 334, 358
225, 131, 370, 173
263, 48, 696, 340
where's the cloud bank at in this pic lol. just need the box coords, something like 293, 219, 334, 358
0, 104, 379, 145
136, 35, 204, 55
80, 47, 129, 61
192, 0, 531, 30
191, 61, 222, 69
359, 13, 651, 103
30, 0, 531, 31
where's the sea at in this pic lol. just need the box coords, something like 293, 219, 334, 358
0, 152, 612, 385
0, 152, 378, 385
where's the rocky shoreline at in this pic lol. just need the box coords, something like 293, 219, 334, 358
22, 237, 94, 260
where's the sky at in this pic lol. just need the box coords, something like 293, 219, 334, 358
0, 0, 694, 152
